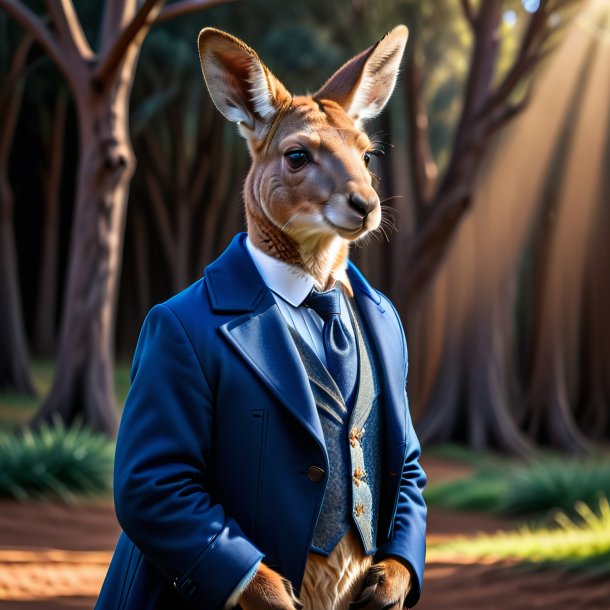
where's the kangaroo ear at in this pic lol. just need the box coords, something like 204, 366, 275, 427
315, 25, 408, 128
198, 28, 291, 132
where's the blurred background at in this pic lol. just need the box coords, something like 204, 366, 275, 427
0, 0, 609, 608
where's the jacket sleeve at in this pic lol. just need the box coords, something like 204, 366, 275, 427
114, 303, 264, 609
374, 299, 427, 607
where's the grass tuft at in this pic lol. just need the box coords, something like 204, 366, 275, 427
0, 417, 114, 502
432, 496, 610, 573
425, 453, 610, 518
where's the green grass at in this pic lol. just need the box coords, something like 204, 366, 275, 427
0, 417, 114, 501
431, 497, 610, 573
425, 453, 610, 520
0, 359, 132, 431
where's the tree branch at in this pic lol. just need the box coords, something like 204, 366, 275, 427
45, 0, 93, 60
139, 129, 167, 182
459, 0, 476, 28
156, 0, 237, 22
92, 0, 164, 87
144, 167, 175, 267
401, 185, 473, 309
405, 50, 438, 222
486, 97, 530, 134
482, 2, 550, 116
0, 31, 33, 108
0, 33, 34, 166
0, 0, 67, 70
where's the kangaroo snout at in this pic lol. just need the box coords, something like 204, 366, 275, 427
348, 192, 377, 218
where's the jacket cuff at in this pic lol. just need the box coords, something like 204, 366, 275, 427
224, 559, 261, 609
173, 521, 264, 609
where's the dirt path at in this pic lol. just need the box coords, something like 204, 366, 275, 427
0, 459, 608, 609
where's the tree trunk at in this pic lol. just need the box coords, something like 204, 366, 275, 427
579, 154, 610, 437
415, 208, 532, 454
34, 92, 67, 357
523, 31, 609, 452
0, 34, 35, 395
32, 82, 136, 435
131, 206, 151, 323
0, 179, 36, 394
574, 15, 610, 439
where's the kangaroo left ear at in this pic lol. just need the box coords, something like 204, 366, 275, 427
315, 25, 408, 128
197, 27, 291, 134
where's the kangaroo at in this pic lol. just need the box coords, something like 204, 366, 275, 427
198, 25, 413, 610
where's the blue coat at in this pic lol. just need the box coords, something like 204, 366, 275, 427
96, 233, 427, 610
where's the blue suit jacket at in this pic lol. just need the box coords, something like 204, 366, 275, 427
96, 233, 426, 610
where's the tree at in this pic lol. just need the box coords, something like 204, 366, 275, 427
0, 24, 35, 394
414, 0, 607, 452
401, 0, 577, 310
0, 0, 230, 434
131, 30, 240, 296
33, 87, 68, 357
522, 8, 609, 451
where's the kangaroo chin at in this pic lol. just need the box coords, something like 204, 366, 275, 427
198, 22, 409, 610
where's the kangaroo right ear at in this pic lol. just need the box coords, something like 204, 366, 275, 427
198, 28, 291, 133
315, 25, 408, 128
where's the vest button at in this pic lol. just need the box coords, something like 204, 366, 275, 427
307, 466, 325, 482
349, 427, 365, 447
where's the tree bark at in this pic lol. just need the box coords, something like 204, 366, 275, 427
32, 75, 137, 434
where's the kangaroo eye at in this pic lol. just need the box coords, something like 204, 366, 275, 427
364, 147, 385, 168
285, 150, 309, 170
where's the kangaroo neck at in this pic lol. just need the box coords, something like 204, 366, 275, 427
246, 205, 349, 292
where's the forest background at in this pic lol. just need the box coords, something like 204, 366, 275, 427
2, 0, 609, 455
1, 1, 610, 608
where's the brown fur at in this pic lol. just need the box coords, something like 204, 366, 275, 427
239, 562, 303, 610
301, 529, 372, 610
198, 25, 409, 610
350, 558, 412, 610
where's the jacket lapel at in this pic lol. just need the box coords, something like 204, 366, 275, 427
220, 307, 325, 449
206, 234, 325, 450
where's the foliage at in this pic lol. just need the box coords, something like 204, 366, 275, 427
425, 453, 610, 518
431, 496, 610, 573
425, 469, 507, 512
0, 418, 114, 501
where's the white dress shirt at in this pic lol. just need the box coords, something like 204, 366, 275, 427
245, 236, 354, 367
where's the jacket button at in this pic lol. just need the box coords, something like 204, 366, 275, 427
307, 466, 325, 482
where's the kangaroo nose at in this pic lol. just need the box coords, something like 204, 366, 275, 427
348, 193, 376, 218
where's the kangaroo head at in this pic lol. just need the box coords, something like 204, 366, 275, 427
198, 25, 408, 291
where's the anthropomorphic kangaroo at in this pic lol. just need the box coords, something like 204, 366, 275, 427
96, 25, 426, 610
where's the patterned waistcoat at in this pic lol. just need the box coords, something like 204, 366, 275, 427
288, 301, 382, 556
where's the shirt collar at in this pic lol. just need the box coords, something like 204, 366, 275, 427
245, 236, 314, 306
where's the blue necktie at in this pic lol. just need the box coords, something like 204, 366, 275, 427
303, 287, 357, 405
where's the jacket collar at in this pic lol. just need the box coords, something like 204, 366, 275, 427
205, 232, 383, 313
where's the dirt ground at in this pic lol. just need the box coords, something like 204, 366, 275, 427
1, 458, 608, 609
